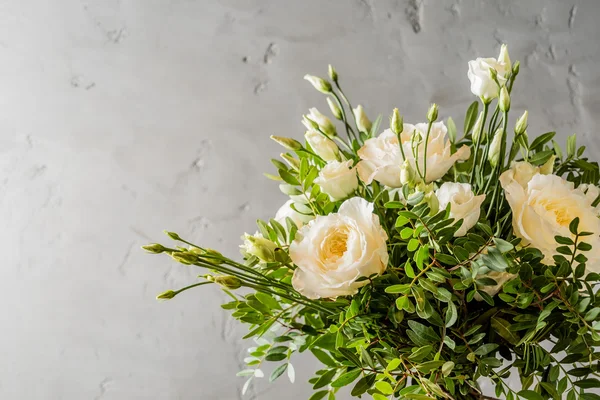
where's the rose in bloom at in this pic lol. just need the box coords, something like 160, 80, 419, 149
500, 171, 600, 266
314, 160, 359, 201
501, 159, 555, 189
275, 199, 314, 227
578, 184, 600, 216
467, 44, 511, 101
289, 197, 388, 299
436, 182, 485, 237
305, 130, 339, 161
357, 123, 470, 187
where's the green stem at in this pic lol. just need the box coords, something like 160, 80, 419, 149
422, 120, 434, 182
173, 281, 212, 296
330, 91, 357, 142
470, 102, 490, 187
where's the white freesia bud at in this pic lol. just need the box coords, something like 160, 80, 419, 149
240, 232, 278, 262
500, 172, 600, 266
270, 135, 303, 151
304, 130, 339, 161
275, 199, 314, 227
488, 128, 503, 167
399, 160, 416, 186
427, 103, 439, 122
472, 111, 485, 143
498, 44, 511, 69
303, 108, 336, 137
314, 160, 359, 201
327, 97, 343, 120
467, 45, 511, 102
390, 108, 403, 135
436, 182, 486, 237
499, 86, 510, 112
354, 105, 372, 133
303, 74, 332, 94
515, 110, 528, 135
289, 197, 388, 299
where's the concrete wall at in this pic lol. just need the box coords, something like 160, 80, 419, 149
2, 0, 599, 398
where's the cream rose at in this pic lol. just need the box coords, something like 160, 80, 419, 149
289, 197, 388, 299
436, 182, 485, 237
500, 172, 600, 266
275, 200, 314, 227
468, 44, 511, 101
357, 124, 470, 187
578, 184, 600, 216
314, 160, 359, 201
501, 159, 555, 189
305, 130, 339, 162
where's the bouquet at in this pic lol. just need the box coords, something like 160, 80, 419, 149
142, 45, 600, 400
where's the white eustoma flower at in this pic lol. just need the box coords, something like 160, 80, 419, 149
305, 130, 339, 161
500, 172, 600, 267
467, 44, 511, 101
436, 182, 485, 237
314, 160, 359, 201
275, 199, 314, 227
289, 197, 388, 299
357, 123, 469, 188
354, 105, 372, 133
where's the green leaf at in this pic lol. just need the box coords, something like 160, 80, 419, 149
360, 347, 375, 369
350, 374, 376, 396
491, 317, 520, 345
408, 345, 433, 361
308, 390, 329, 400
473, 343, 499, 356
445, 302, 458, 327
493, 237, 514, 253
270, 363, 288, 382
464, 101, 479, 135
447, 117, 457, 143
407, 239, 420, 252
416, 360, 445, 373
385, 284, 411, 294
311, 349, 336, 367
331, 368, 361, 388
442, 361, 454, 377
530, 131, 556, 151
518, 390, 544, 400
265, 353, 287, 362
313, 369, 336, 389
375, 381, 394, 395
405, 261, 416, 278
575, 378, 600, 388
567, 134, 577, 159
570, 217, 580, 235
338, 348, 361, 367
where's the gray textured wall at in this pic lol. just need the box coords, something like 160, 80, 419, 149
2, 0, 600, 399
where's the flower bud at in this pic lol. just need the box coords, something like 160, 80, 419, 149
498, 44, 511, 69
303, 108, 336, 137
540, 154, 556, 175
304, 130, 339, 161
214, 275, 242, 290
165, 231, 181, 241
353, 105, 372, 133
390, 108, 403, 135
303, 74, 332, 94
424, 192, 440, 215
488, 128, 504, 167
328, 64, 338, 82
399, 160, 415, 186
499, 86, 510, 112
241, 233, 277, 262
142, 243, 166, 254
512, 60, 520, 76
270, 135, 303, 151
427, 103, 438, 122
515, 110, 528, 135
156, 290, 176, 300
472, 111, 485, 143
170, 251, 197, 265
326, 97, 343, 120
281, 153, 300, 170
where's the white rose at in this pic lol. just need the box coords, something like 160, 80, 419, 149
303, 108, 336, 137
305, 130, 339, 161
314, 160, 359, 201
356, 129, 404, 187
500, 172, 600, 266
403, 122, 471, 183
474, 271, 517, 300
357, 125, 470, 187
436, 182, 485, 237
501, 160, 554, 189
578, 184, 600, 216
289, 197, 388, 299
275, 200, 314, 227
467, 44, 511, 101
